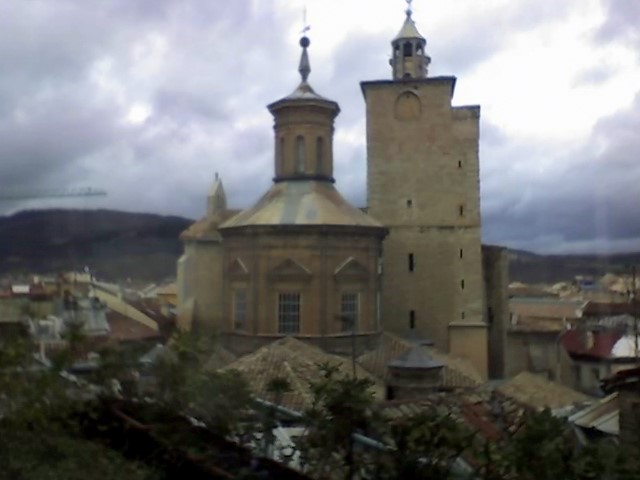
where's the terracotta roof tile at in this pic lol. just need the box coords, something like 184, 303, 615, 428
221, 336, 382, 411
357, 332, 483, 387
497, 372, 590, 410
106, 311, 162, 343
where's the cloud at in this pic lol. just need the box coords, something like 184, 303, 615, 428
482, 91, 640, 253
0, 0, 638, 257
596, 0, 640, 51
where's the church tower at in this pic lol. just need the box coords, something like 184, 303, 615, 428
361, 1, 488, 376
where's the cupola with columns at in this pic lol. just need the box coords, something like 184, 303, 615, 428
390, 0, 431, 79
268, 36, 340, 183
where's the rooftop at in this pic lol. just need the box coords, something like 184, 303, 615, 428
220, 181, 384, 230
497, 371, 591, 411
221, 336, 383, 411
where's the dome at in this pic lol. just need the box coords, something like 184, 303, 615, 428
219, 180, 384, 229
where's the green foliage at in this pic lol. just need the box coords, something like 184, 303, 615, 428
187, 369, 254, 438
299, 364, 379, 479
0, 428, 161, 480
380, 409, 475, 480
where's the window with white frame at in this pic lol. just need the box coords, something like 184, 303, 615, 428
278, 292, 300, 334
233, 289, 247, 331
340, 292, 359, 331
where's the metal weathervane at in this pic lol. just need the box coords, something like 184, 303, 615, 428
301, 6, 310, 35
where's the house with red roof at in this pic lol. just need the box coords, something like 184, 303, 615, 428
561, 328, 640, 395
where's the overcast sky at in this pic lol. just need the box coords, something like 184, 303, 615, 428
0, 0, 638, 255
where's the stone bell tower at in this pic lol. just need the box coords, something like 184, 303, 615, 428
361, 1, 488, 377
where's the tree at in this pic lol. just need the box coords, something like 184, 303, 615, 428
299, 363, 380, 479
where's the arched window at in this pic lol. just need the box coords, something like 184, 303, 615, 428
403, 41, 412, 57
295, 135, 305, 173
316, 137, 324, 173
277, 137, 285, 174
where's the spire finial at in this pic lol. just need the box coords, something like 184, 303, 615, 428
405, 0, 413, 17
298, 8, 311, 83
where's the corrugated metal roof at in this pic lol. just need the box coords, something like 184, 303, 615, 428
569, 393, 619, 435
220, 181, 384, 229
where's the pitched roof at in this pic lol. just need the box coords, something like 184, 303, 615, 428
380, 387, 527, 443
106, 311, 162, 343
221, 336, 382, 411
497, 372, 591, 411
388, 345, 443, 370
582, 301, 637, 317
180, 210, 241, 241
357, 332, 483, 387
510, 298, 585, 320
569, 393, 618, 436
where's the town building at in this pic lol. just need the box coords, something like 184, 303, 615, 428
177, 5, 508, 378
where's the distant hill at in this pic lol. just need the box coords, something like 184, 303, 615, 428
0, 209, 193, 282
508, 249, 640, 284
1, 209, 638, 284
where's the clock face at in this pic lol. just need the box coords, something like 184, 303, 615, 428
395, 91, 422, 121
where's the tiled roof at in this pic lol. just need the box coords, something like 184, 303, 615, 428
582, 301, 636, 317
356, 332, 483, 387
497, 372, 590, 411
106, 311, 162, 343
221, 336, 383, 411
379, 387, 527, 443
510, 298, 585, 320
180, 210, 240, 241
509, 317, 566, 333
388, 345, 444, 370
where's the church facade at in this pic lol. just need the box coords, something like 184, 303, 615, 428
177, 8, 507, 378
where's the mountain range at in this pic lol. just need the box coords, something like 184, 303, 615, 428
0, 209, 638, 284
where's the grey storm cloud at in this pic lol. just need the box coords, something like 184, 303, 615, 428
596, 0, 640, 51
481, 91, 640, 253
0, 0, 638, 255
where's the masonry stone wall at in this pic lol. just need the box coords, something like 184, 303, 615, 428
362, 77, 487, 377
178, 240, 225, 333
221, 227, 384, 338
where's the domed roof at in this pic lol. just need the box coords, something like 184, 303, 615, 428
219, 180, 384, 229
